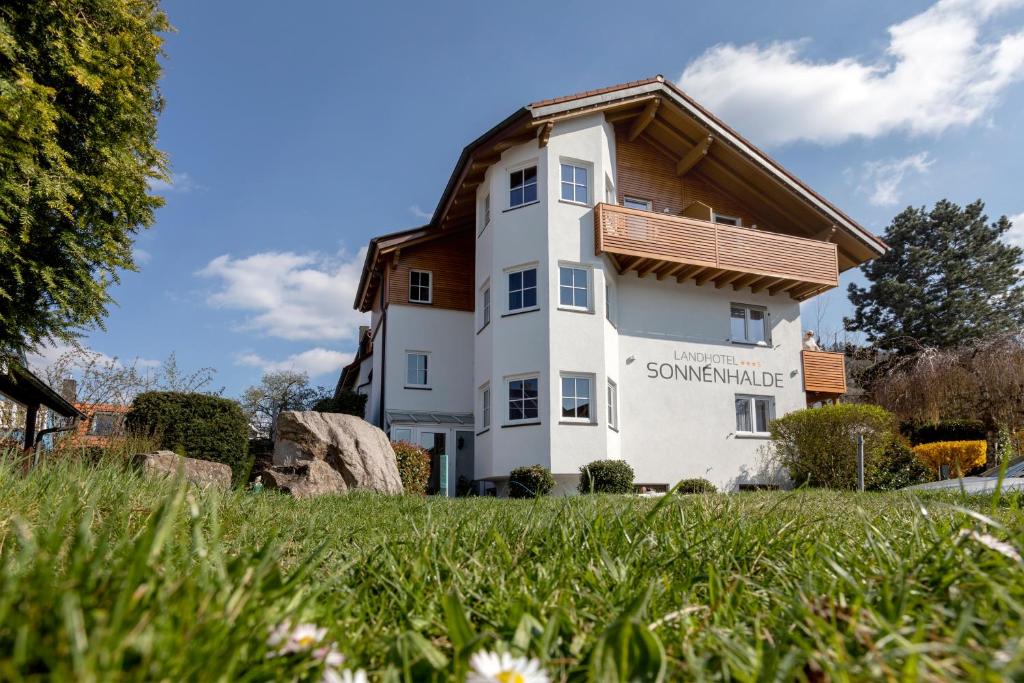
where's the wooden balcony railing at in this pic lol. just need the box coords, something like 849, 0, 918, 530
802, 350, 847, 397
594, 203, 839, 299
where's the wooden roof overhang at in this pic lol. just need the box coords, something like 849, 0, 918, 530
0, 361, 83, 418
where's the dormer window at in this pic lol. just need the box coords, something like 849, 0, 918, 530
409, 270, 432, 304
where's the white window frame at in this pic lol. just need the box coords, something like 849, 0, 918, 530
623, 196, 652, 211
730, 303, 770, 346
559, 160, 591, 206
557, 262, 592, 313
605, 279, 616, 326
605, 175, 615, 204
505, 264, 539, 314
480, 383, 491, 431
607, 380, 618, 431
479, 279, 491, 330
405, 351, 430, 388
508, 162, 539, 209
713, 213, 742, 226
391, 427, 413, 443
409, 270, 432, 304
735, 394, 775, 436
505, 374, 540, 425
560, 372, 596, 424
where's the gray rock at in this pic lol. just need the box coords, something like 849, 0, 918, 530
262, 460, 350, 498
134, 450, 232, 490
272, 411, 403, 495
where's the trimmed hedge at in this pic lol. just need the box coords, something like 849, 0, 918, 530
866, 439, 932, 490
125, 392, 249, 485
676, 478, 717, 494
912, 440, 987, 477
904, 419, 986, 446
769, 403, 897, 490
578, 459, 635, 494
508, 464, 555, 499
392, 441, 430, 495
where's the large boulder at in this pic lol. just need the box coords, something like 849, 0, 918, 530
134, 450, 232, 490
271, 411, 403, 495
262, 460, 349, 499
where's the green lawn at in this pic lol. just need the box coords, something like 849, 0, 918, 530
1, 457, 1023, 681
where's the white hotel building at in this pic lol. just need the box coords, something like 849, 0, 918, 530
338, 76, 886, 495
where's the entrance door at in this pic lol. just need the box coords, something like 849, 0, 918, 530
418, 430, 448, 496
455, 430, 475, 496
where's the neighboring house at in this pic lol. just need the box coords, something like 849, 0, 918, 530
338, 75, 885, 495
0, 359, 83, 450
72, 403, 129, 446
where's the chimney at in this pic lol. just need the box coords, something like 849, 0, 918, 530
60, 378, 77, 403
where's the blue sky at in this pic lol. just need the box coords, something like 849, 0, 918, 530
31, 0, 1024, 396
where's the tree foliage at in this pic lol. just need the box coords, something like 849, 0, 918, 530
845, 200, 1024, 352
0, 1, 169, 359
240, 371, 324, 440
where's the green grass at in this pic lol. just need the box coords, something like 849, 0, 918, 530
1, 456, 1023, 681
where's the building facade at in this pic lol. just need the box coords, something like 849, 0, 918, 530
340, 76, 885, 494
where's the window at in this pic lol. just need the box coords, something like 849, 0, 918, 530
607, 380, 618, 430
735, 395, 775, 435
392, 427, 412, 442
560, 162, 589, 204
507, 267, 538, 312
713, 213, 741, 226
507, 376, 539, 423
89, 412, 121, 437
480, 283, 491, 328
406, 352, 429, 387
558, 265, 589, 310
409, 270, 432, 304
605, 281, 615, 323
605, 176, 615, 204
561, 375, 593, 422
623, 196, 652, 211
480, 384, 491, 430
509, 165, 538, 208
484, 194, 491, 225
730, 304, 769, 345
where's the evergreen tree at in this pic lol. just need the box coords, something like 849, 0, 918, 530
845, 200, 1024, 352
0, 2, 169, 360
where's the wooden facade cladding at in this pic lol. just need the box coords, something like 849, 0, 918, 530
594, 203, 839, 299
801, 350, 847, 396
385, 230, 474, 311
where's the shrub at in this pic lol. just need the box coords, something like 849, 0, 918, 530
578, 459, 634, 494
912, 440, 987, 477
769, 403, 897, 490
904, 419, 986, 445
508, 464, 555, 498
676, 478, 717, 494
125, 392, 249, 485
392, 441, 430, 495
312, 390, 368, 418
867, 439, 932, 490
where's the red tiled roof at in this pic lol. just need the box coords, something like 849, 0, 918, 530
529, 75, 664, 108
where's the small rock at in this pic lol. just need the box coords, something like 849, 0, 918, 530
263, 460, 349, 498
134, 450, 232, 490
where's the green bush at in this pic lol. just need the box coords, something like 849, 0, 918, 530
904, 419, 986, 445
676, 478, 717, 494
312, 390, 368, 418
392, 441, 430, 495
866, 439, 932, 490
578, 459, 635, 494
508, 464, 555, 498
125, 392, 249, 485
769, 403, 897, 490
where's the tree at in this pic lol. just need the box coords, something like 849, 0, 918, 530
0, 2, 169, 361
845, 200, 1024, 353
241, 371, 323, 440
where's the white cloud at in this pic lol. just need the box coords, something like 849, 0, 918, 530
133, 247, 152, 265
678, 0, 1024, 145
150, 172, 199, 194
197, 247, 369, 342
237, 348, 353, 378
854, 152, 934, 206
408, 204, 433, 221
1007, 212, 1024, 249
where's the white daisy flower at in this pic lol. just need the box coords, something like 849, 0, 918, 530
468, 651, 550, 683
323, 668, 369, 683
314, 643, 346, 667
266, 620, 329, 656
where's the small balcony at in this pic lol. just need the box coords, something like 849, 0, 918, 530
802, 350, 847, 400
594, 203, 839, 299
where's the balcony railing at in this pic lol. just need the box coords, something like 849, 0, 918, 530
594, 203, 839, 299
802, 350, 847, 397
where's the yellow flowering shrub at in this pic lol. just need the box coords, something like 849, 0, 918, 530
912, 440, 987, 476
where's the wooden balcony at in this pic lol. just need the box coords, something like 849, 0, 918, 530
594, 203, 839, 299
802, 350, 847, 401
